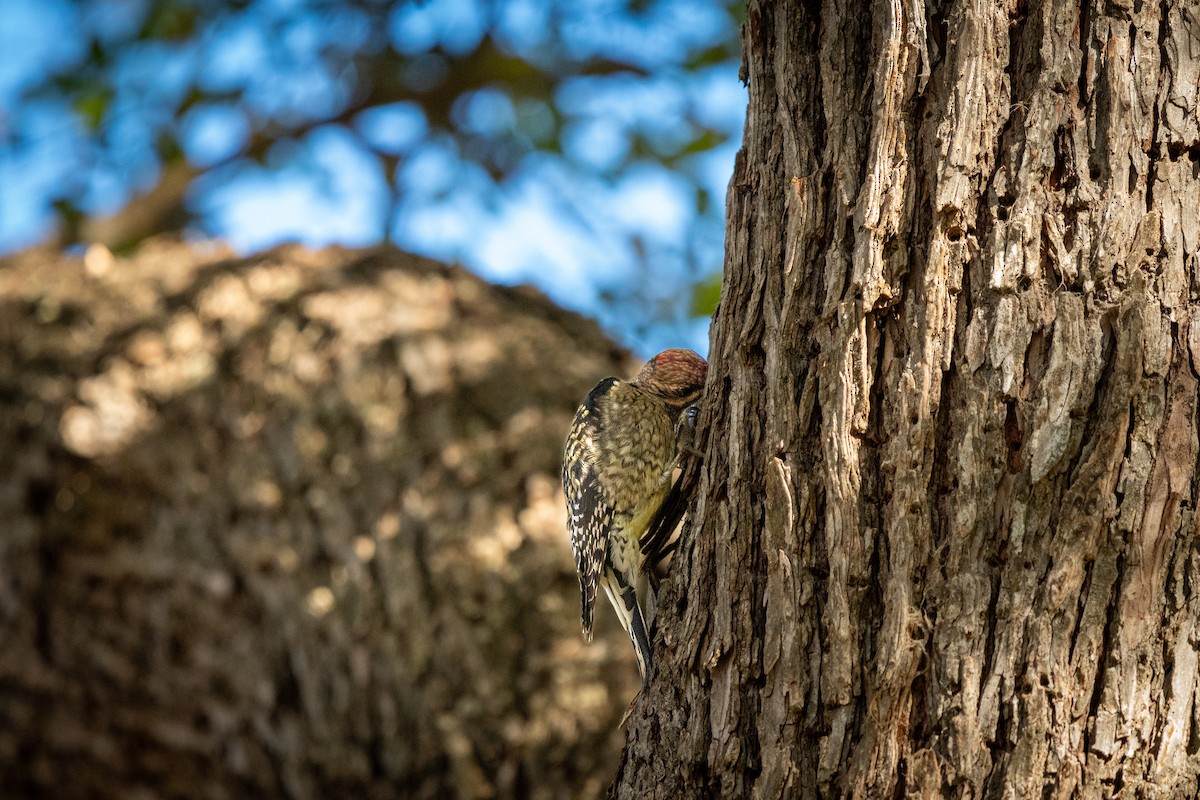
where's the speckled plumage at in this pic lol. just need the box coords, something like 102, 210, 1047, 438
562, 349, 707, 685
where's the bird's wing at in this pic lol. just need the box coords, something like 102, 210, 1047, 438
640, 404, 701, 570
639, 456, 697, 570
563, 378, 616, 639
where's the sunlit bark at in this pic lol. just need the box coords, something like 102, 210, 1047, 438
616, 1, 1200, 796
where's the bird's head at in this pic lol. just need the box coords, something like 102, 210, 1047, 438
633, 348, 708, 406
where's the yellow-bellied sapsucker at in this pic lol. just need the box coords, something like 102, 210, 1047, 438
562, 348, 707, 685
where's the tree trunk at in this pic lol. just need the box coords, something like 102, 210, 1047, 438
616, 0, 1200, 797
0, 240, 641, 799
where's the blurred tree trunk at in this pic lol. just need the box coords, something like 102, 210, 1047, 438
0, 239, 643, 799
617, 0, 1200, 797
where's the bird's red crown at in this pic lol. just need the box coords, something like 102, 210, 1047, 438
633, 348, 708, 398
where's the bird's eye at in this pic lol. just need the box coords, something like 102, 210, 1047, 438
684, 405, 698, 427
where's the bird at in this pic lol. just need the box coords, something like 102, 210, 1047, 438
562, 348, 707, 685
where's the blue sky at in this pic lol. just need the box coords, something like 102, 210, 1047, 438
0, 0, 746, 354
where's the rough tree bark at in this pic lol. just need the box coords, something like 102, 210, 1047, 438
617, 0, 1200, 797
0, 240, 642, 799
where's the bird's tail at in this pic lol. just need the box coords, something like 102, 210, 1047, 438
602, 572, 654, 686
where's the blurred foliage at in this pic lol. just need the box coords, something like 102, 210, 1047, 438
5, 0, 744, 347
689, 272, 721, 317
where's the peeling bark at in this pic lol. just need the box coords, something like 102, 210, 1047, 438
616, 1, 1200, 797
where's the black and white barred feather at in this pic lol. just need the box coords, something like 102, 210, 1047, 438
562, 349, 706, 686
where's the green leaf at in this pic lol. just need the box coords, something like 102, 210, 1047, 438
75, 90, 111, 131
690, 274, 722, 317
143, 1, 198, 40
679, 129, 728, 156
684, 45, 737, 70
